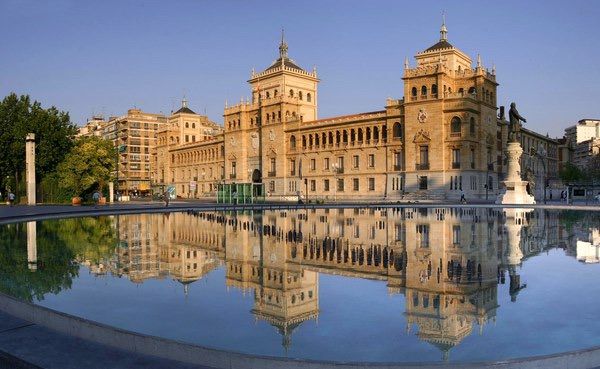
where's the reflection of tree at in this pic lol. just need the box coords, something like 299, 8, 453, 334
49, 217, 117, 264
0, 222, 78, 303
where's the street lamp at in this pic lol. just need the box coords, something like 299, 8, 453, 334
532, 145, 547, 204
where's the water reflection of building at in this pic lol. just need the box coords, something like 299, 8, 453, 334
93, 207, 568, 356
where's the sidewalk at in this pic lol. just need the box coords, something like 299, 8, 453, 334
0, 310, 211, 369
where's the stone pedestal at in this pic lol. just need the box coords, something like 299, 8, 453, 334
26, 133, 36, 205
496, 141, 535, 204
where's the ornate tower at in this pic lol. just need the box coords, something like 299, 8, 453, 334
223, 32, 319, 195
402, 19, 499, 199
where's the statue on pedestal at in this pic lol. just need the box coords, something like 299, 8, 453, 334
508, 102, 527, 142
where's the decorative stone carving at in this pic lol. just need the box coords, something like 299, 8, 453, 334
418, 109, 427, 123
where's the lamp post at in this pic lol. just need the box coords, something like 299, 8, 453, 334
532, 145, 547, 204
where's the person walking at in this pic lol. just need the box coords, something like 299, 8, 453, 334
460, 190, 467, 204
163, 190, 170, 207
8, 192, 15, 207
92, 190, 101, 208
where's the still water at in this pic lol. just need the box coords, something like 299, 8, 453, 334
0, 207, 599, 363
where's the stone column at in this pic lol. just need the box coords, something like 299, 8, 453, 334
496, 141, 535, 204
27, 221, 37, 271
26, 133, 36, 205
109, 182, 114, 203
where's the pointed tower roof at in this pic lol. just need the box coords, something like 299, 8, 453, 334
264, 29, 306, 72
173, 97, 196, 115
425, 13, 454, 52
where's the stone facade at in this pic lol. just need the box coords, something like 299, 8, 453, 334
153, 24, 559, 201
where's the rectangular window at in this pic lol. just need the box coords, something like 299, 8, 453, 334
324, 157, 330, 170
185, 135, 189, 142
394, 152, 403, 170
452, 149, 460, 169
231, 162, 237, 177
310, 158, 316, 171
269, 181, 275, 192
452, 225, 461, 245
368, 177, 375, 191
290, 159, 296, 176
310, 180, 316, 192
337, 178, 344, 192
338, 156, 344, 171
270, 158, 276, 172
324, 179, 330, 191
368, 154, 375, 168
416, 224, 430, 248
419, 146, 429, 168
353, 155, 359, 169
353, 178, 359, 191
419, 176, 428, 190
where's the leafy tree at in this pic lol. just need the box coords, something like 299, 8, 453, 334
0, 93, 77, 192
559, 162, 583, 183
56, 136, 115, 197
585, 154, 600, 182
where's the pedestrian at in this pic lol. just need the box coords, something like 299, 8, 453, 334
460, 190, 466, 204
92, 190, 101, 208
163, 190, 170, 207
8, 192, 15, 207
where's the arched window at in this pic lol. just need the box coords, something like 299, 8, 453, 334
366, 127, 372, 141
266, 113, 270, 122
290, 135, 296, 149
192, 123, 196, 128
393, 122, 402, 138
343, 130, 348, 143
250, 118, 254, 125
382, 125, 387, 140
278, 111, 281, 120
292, 111, 296, 117
411, 87, 417, 97
274, 89, 278, 97
469, 117, 476, 135
358, 128, 363, 142
286, 110, 290, 116
328, 132, 334, 145
350, 129, 356, 142
289, 89, 294, 97
266, 91, 270, 98
451, 117, 462, 133
315, 134, 320, 146
185, 122, 189, 128
307, 93, 312, 102
322, 132, 326, 145
458, 88, 464, 95
374, 126, 380, 140
298, 91, 303, 100
468, 87, 476, 96
336, 131, 341, 144
272, 112, 275, 120
421, 85, 427, 96
431, 84, 438, 95
302, 136, 307, 148
309, 135, 313, 147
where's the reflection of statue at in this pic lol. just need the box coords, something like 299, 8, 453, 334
508, 102, 526, 142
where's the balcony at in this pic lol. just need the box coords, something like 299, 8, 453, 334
450, 132, 461, 138
415, 163, 429, 170
452, 162, 461, 169
267, 171, 276, 177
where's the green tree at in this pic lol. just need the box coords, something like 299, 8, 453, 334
559, 162, 583, 183
56, 136, 115, 198
0, 93, 77, 192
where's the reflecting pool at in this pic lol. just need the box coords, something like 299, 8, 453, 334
1, 207, 599, 363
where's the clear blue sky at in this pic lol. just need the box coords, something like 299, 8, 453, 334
1, 0, 599, 137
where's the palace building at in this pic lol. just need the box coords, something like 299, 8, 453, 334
151, 22, 559, 201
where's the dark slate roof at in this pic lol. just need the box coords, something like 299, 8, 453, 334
265, 57, 305, 72
425, 40, 454, 52
173, 106, 196, 115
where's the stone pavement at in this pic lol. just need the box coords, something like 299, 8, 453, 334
0, 310, 212, 369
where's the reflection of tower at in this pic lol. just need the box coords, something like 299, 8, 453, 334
502, 208, 532, 302
27, 221, 37, 271
223, 211, 320, 352
404, 207, 499, 361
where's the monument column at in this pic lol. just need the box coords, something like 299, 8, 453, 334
27, 221, 37, 271
26, 133, 36, 205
